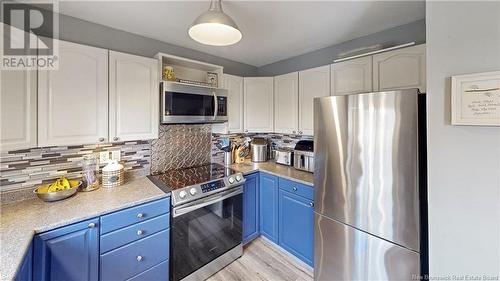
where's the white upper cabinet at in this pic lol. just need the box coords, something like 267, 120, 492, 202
109, 51, 158, 142
373, 44, 426, 92
331, 56, 373, 95
1, 69, 37, 151
274, 72, 299, 134
244, 77, 274, 133
224, 74, 244, 133
299, 65, 330, 135
38, 40, 108, 147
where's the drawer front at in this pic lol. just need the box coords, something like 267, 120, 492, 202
278, 177, 314, 200
100, 213, 170, 253
127, 260, 169, 281
100, 197, 170, 234
100, 229, 169, 281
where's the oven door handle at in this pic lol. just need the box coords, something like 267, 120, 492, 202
212, 91, 218, 120
172, 186, 243, 218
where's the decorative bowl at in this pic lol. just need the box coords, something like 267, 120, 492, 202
34, 181, 82, 202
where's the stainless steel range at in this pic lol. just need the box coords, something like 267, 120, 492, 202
149, 163, 245, 281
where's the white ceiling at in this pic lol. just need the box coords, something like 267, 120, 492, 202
59, 1, 425, 67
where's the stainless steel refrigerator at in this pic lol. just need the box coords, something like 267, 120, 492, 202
313, 89, 426, 280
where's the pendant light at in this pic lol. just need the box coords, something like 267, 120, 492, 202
188, 0, 242, 46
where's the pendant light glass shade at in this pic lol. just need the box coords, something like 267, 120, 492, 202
188, 0, 242, 46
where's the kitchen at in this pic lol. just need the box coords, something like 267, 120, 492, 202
1, 1, 500, 281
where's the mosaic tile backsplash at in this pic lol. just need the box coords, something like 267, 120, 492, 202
0, 141, 151, 203
151, 124, 212, 175
211, 132, 313, 165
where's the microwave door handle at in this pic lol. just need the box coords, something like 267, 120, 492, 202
172, 187, 243, 218
213, 91, 218, 120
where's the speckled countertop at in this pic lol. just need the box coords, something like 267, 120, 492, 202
230, 160, 314, 186
0, 177, 169, 281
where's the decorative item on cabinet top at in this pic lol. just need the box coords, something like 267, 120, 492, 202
0, 140, 151, 203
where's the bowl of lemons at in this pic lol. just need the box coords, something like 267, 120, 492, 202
34, 177, 82, 202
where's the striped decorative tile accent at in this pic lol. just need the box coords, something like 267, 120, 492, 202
0, 141, 151, 203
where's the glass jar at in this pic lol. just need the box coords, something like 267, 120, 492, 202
81, 153, 100, 192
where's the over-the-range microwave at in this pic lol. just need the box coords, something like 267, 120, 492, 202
160, 81, 228, 124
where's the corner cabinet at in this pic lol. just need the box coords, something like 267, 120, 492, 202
0, 67, 37, 152
243, 173, 259, 244
33, 218, 99, 281
109, 51, 159, 142
298, 65, 331, 135
224, 74, 244, 134
38, 39, 109, 147
259, 173, 279, 243
331, 56, 373, 95
373, 44, 426, 92
274, 72, 299, 134
243, 77, 274, 133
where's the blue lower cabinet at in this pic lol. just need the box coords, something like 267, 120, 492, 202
243, 172, 259, 244
100, 229, 169, 281
15, 243, 33, 281
127, 260, 169, 281
259, 173, 279, 243
33, 218, 99, 281
278, 189, 314, 267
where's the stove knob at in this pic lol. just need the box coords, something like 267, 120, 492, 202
228, 177, 235, 184
235, 175, 242, 182
189, 188, 197, 196
179, 190, 187, 199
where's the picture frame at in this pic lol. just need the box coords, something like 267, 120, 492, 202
207, 72, 218, 88
451, 71, 500, 126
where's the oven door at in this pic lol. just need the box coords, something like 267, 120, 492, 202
171, 186, 243, 281
161, 82, 228, 124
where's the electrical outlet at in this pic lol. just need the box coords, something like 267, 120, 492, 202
110, 150, 121, 162
99, 151, 109, 164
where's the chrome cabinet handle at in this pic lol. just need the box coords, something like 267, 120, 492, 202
292, 187, 298, 191
136, 256, 143, 262
98, 137, 105, 142
309, 202, 314, 207
113, 137, 119, 141
88, 223, 96, 228
137, 230, 143, 235
137, 213, 144, 218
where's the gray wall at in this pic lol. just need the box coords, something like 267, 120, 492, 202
49, 13, 259, 76
426, 1, 500, 278
257, 19, 425, 76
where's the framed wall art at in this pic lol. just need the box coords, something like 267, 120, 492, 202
451, 71, 500, 126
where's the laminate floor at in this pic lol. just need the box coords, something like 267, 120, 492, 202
207, 238, 314, 281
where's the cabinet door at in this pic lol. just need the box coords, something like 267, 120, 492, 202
243, 173, 259, 244
38, 40, 108, 146
34, 218, 99, 281
279, 190, 314, 267
243, 77, 274, 133
299, 65, 330, 135
109, 51, 159, 142
331, 56, 372, 95
1, 68, 37, 151
274, 72, 299, 134
224, 74, 244, 133
373, 44, 426, 92
15, 243, 33, 281
259, 173, 279, 243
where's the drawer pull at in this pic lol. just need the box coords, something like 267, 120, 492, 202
292, 187, 298, 191
137, 230, 144, 236
88, 223, 96, 228
309, 202, 314, 207
136, 255, 143, 262
137, 213, 144, 218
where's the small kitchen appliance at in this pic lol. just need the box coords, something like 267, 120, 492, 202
148, 163, 245, 281
274, 148, 293, 166
160, 81, 228, 124
250, 138, 268, 162
293, 140, 314, 173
